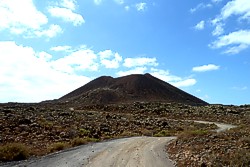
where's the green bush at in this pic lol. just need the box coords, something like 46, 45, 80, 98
79, 128, 90, 136
0, 143, 29, 161
189, 130, 208, 135
85, 137, 100, 142
154, 130, 172, 137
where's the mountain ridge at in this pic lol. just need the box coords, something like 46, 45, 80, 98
59, 73, 208, 106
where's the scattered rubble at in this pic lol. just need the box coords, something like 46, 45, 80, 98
0, 102, 249, 166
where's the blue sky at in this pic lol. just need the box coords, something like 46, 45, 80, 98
0, 0, 249, 105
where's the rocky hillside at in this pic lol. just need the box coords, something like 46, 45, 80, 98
59, 73, 208, 106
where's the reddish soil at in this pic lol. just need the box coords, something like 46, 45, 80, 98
59, 73, 207, 106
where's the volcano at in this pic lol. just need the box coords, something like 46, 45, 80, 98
59, 73, 208, 106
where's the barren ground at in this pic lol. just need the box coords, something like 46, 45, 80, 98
1, 102, 249, 166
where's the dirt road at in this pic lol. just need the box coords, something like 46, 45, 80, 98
193, 120, 236, 132
1, 137, 176, 167
84, 121, 236, 167
85, 137, 176, 167
1, 121, 235, 167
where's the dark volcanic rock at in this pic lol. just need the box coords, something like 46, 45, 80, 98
59, 73, 208, 106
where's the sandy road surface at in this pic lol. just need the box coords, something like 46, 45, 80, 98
86, 137, 176, 167
84, 121, 236, 167
1, 121, 235, 167
193, 120, 236, 132
1, 137, 176, 167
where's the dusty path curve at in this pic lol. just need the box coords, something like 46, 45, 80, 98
1, 121, 235, 167
193, 120, 236, 132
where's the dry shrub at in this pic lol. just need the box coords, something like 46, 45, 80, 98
70, 137, 87, 147
85, 137, 100, 142
154, 130, 172, 137
141, 128, 154, 136
178, 129, 209, 139
0, 143, 29, 162
119, 130, 138, 137
212, 149, 250, 167
49, 142, 68, 153
70, 137, 99, 147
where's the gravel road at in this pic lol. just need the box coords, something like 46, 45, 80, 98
193, 120, 236, 132
85, 137, 176, 167
1, 121, 235, 167
1, 137, 176, 167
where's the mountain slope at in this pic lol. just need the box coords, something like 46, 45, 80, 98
59, 73, 208, 106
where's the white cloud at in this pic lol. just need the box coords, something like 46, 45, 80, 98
117, 67, 197, 88
212, 24, 224, 36
94, 0, 102, 5
125, 6, 130, 11
192, 64, 220, 72
48, 7, 84, 26
231, 86, 248, 90
0, 41, 198, 102
114, 0, 124, 5
209, 0, 250, 53
61, 0, 77, 10
223, 44, 248, 54
123, 57, 158, 68
135, 2, 147, 11
150, 68, 197, 87
150, 68, 181, 82
99, 50, 122, 68
220, 0, 250, 21
173, 79, 197, 88
190, 3, 212, 13
117, 67, 147, 76
50, 45, 72, 52
99, 50, 122, 69
0, 0, 64, 38
0, 41, 91, 102
51, 49, 99, 73
196, 89, 201, 92
194, 21, 205, 30
37, 51, 53, 61
0, 0, 48, 34
210, 30, 250, 54
32, 24, 63, 38
199, 94, 210, 101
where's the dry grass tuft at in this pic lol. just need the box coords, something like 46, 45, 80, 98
0, 143, 29, 162
178, 129, 209, 139
48, 142, 68, 153
154, 130, 173, 137
70, 138, 88, 147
